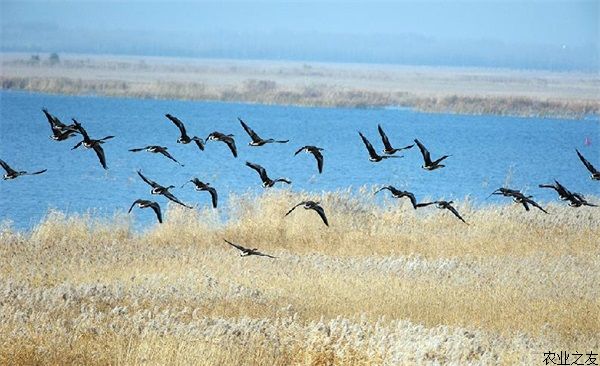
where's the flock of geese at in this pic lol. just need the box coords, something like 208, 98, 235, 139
1, 108, 598, 258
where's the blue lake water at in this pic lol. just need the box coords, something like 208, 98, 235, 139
0, 90, 598, 230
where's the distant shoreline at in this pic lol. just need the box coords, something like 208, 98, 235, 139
2, 53, 598, 119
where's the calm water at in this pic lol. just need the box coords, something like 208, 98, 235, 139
0, 90, 598, 230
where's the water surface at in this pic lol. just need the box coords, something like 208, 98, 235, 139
0, 90, 598, 230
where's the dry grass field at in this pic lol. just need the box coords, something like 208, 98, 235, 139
1, 189, 599, 365
1, 53, 599, 118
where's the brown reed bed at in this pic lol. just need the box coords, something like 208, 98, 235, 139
1, 190, 598, 365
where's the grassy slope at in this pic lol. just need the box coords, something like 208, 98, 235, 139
1, 190, 599, 365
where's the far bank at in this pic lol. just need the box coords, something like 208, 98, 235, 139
1, 53, 598, 119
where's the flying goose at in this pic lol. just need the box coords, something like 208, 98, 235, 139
165, 114, 205, 150
206, 132, 237, 157
488, 187, 523, 199
245, 161, 291, 187
491, 188, 548, 213
128, 199, 162, 223
71, 119, 114, 169
564, 192, 597, 207
129, 145, 183, 166
238, 117, 289, 146
378, 124, 414, 155
285, 200, 329, 226
511, 193, 549, 213
137, 170, 191, 208
42, 108, 78, 141
539, 180, 596, 207
224, 239, 276, 258
359, 132, 401, 162
414, 139, 450, 170
538, 180, 572, 201
375, 186, 418, 209
576, 149, 600, 180
0, 159, 47, 180
181, 178, 218, 208
415, 200, 468, 224
294, 145, 324, 174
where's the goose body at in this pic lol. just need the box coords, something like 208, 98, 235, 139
359, 132, 401, 162
71, 119, 114, 169
576, 149, 600, 180
565, 193, 597, 207
377, 124, 414, 155
0, 159, 47, 180
414, 139, 450, 170
128, 199, 163, 223
375, 186, 418, 209
245, 161, 291, 187
137, 170, 191, 208
294, 145, 324, 174
488, 187, 523, 198
129, 145, 183, 166
539, 180, 597, 207
165, 114, 205, 150
181, 178, 218, 208
285, 200, 329, 226
42, 108, 79, 141
238, 117, 288, 146
511, 193, 548, 214
206, 131, 238, 157
416, 200, 468, 224
224, 239, 276, 258
490, 187, 548, 213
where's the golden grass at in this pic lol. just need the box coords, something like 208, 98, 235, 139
2, 54, 599, 119
1, 190, 599, 365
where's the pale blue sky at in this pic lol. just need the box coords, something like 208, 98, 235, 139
1, 1, 598, 70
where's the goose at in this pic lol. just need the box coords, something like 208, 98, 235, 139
565, 192, 597, 207
128, 199, 162, 223
165, 114, 205, 150
181, 178, 218, 208
71, 119, 114, 169
285, 200, 329, 226
137, 170, 192, 208
206, 132, 237, 157
415, 200, 468, 224
488, 187, 523, 198
359, 132, 400, 162
378, 124, 414, 155
224, 239, 276, 258
511, 193, 549, 213
539, 181, 596, 207
375, 186, 418, 209
489, 187, 547, 213
129, 145, 183, 166
294, 145, 324, 174
42, 108, 78, 141
576, 149, 600, 180
538, 180, 572, 201
0, 159, 47, 180
238, 117, 289, 146
492, 189, 548, 213
245, 161, 291, 187
414, 139, 450, 170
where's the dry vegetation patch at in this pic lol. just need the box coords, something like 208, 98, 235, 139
2, 54, 599, 118
1, 190, 599, 365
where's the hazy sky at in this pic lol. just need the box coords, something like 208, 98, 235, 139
1, 1, 598, 70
